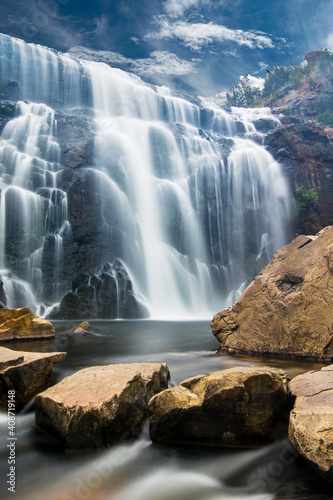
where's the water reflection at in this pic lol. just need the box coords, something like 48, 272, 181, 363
0, 321, 330, 500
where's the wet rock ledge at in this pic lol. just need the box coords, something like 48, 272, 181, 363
0, 307, 55, 341
289, 365, 333, 483
35, 363, 170, 449
0, 347, 66, 411
211, 226, 333, 360
149, 366, 288, 447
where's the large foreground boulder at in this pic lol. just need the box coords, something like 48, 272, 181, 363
35, 363, 170, 449
0, 307, 55, 340
289, 366, 333, 483
149, 366, 288, 447
0, 347, 66, 411
211, 226, 333, 359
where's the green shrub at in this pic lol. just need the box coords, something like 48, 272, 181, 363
317, 110, 333, 127
226, 74, 263, 107
296, 187, 318, 218
0, 104, 14, 117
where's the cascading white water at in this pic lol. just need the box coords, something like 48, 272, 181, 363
0, 99, 71, 309
85, 60, 294, 318
0, 33, 295, 318
0, 34, 90, 107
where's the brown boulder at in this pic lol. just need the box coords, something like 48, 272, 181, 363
0, 347, 66, 411
211, 226, 333, 359
289, 365, 333, 483
68, 321, 102, 337
149, 366, 288, 447
35, 362, 170, 449
0, 307, 55, 340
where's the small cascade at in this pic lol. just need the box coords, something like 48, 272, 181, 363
0, 100, 71, 305
0, 271, 36, 309
0, 34, 91, 107
0, 33, 295, 318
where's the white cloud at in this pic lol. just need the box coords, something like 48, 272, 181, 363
240, 74, 265, 90
325, 33, 333, 51
163, 0, 227, 18
145, 18, 274, 52
164, 0, 203, 18
133, 51, 198, 75
68, 47, 198, 76
130, 37, 140, 45
93, 15, 109, 38
68, 46, 130, 65
253, 61, 269, 74
259, 62, 269, 71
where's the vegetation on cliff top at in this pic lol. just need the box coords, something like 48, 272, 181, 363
227, 49, 333, 127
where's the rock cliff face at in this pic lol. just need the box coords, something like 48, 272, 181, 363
265, 121, 333, 235
211, 226, 333, 360
51, 260, 149, 319
0, 91, 146, 319
241, 50, 333, 235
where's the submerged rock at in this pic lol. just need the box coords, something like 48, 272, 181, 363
35, 362, 170, 449
0, 347, 66, 411
68, 321, 97, 337
0, 307, 55, 340
211, 226, 333, 359
149, 366, 288, 447
68, 321, 103, 337
289, 366, 333, 483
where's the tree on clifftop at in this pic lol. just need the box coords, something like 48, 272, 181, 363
226, 74, 263, 107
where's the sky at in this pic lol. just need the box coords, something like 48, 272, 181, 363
1, 0, 333, 96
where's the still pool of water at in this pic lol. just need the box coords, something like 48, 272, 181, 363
0, 321, 331, 500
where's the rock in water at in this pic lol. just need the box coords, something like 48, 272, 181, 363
35, 363, 170, 449
211, 226, 333, 359
0, 307, 55, 340
289, 366, 333, 483
149, 366, 288, 447
68, 321, 102, 337
0, 347, 66, 411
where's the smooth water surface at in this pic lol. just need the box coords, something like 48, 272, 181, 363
0, 321, 331, 500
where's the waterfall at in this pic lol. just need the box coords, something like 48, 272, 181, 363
0, 99, 71, 311
0, 33, 295, 319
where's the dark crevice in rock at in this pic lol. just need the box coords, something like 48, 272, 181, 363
297, 238, 315, 249
276, 274, 304, 295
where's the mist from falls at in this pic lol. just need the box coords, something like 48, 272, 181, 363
0, 34, 295, 319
